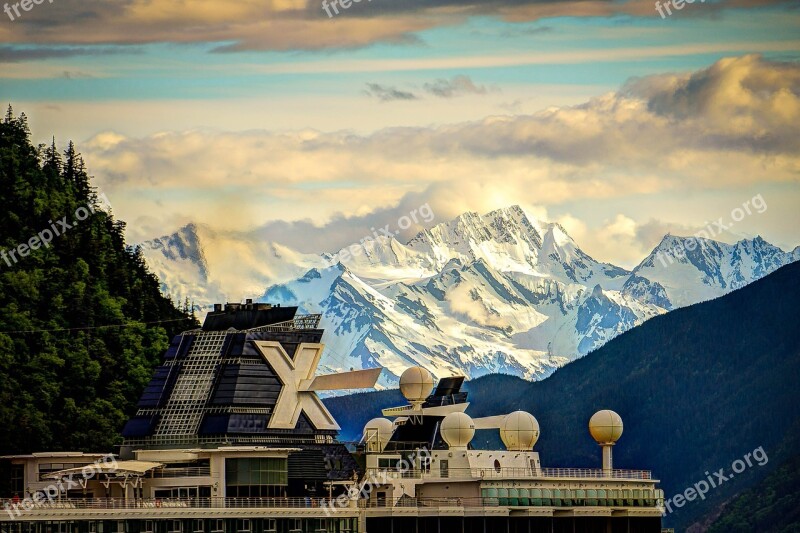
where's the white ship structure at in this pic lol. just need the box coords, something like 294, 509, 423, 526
2, 302, 665, 533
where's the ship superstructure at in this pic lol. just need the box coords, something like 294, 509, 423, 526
1, 302, 665, 533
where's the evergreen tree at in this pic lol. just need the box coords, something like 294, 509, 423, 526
0, 106, 199, 455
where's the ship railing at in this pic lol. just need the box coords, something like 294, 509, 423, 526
539, 467, 652, 480
359, 495, 665, 509
366, 467, 652, 480
150, 466, 211, 478
0, 497, 348, 512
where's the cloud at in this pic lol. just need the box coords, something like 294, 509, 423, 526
423, 75, 490, 98
0, 0, 794, 52
364, 75, 491, 102
61, 70, 94, 79
0, 45, 135, 63
364, 83, 419, 101
80, 55, 800, 260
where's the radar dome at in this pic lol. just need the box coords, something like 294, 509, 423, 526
440, 412, 475, 449
589, 410, 623, 444
399, 366, 435, 403
363, 418, 394, 452
500, 411, 540, 451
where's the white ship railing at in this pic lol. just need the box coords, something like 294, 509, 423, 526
358, 495, 664, 509
366, 466, 653, 480
0, 494, 665, 515
0, 497, 344, 512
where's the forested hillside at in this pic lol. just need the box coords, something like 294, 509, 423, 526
326, 260, 800, 531
0, 107, 196, 456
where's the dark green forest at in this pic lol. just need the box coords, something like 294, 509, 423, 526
706, 450, 800, 533
326, 261, 800, 531
0, 107, 197, 456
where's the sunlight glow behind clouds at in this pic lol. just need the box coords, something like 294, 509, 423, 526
68, 55, 800, 264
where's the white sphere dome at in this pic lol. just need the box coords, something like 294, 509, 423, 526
440, 412, 475, 449
399, 366, 435, 403
589, 410, 623, 444
363, 418, 394, 451
500, 411, 540, 451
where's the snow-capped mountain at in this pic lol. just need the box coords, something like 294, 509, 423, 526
631, 234, 800, 308
141, 223, 324, 305
139, 207, 799, 385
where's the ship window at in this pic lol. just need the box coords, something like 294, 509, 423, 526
264, 519, 277, 533
193, 520, 204, 533
10, 464, 24, 495
142, 521, 154, 533
378, 458, 398, 469
420, 455, 431, 473
236, 520, 250, 533
169, 521, 183, 533
289, 519, 302, 533
210, 519, 225, 533
225, 458, 287, 486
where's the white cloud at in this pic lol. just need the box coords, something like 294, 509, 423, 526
77, 55, 800, 263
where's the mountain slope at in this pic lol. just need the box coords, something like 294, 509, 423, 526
326, 260, 800, 531
706, 450, 800, 533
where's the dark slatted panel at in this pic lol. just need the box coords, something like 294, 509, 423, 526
288, 449, 328, 480
243, 331, 324, 361
209, 364, 281, 406
121, 415, 160, 438
175, 334, 194, 360
137, 363, 182, 408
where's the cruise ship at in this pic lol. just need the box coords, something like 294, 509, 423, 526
1, 302, 665, 533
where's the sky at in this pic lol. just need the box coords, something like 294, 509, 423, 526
1, 0, 799, 268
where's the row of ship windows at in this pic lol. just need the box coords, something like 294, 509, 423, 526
0, 518, 357, 533
481, 488, 665, 507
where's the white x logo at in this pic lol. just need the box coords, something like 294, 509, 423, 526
253, 341, 340, 431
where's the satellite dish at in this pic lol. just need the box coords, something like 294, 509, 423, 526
589, 410, 623, 444
440, 412, 475, 450
399, 366, 435, 407
500, 411, 540, 451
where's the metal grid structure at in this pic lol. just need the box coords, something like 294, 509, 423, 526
248, 314, 321, 332
153, 331, 229, 437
